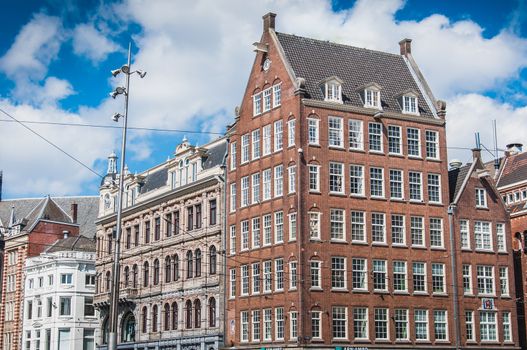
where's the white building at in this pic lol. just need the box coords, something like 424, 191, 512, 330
22, 235, 98, 350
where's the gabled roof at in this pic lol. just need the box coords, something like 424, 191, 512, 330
497, 152, 527, 188
448, 163, 473, 203
274, 32, 435, 117
45, 235, 95, 253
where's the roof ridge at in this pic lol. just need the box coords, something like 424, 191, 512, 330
1, 195, 98, 201
275, 31, 402, 58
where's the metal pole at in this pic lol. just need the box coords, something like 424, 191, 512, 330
109, 42, 132, 350
448, 204, 461, 349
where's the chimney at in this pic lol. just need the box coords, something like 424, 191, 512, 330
63, 230, 69, 239
449, 159, 462, 169
71, 203, 78, 224
472, 148, 481, 161
263, 12, 276, 32
399, 38, 412, 56
506, 143, 523, 155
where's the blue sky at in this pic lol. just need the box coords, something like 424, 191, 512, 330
0, 0, 526, 199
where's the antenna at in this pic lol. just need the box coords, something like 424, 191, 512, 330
493, 120, 499, 171
474, 132, 481, 149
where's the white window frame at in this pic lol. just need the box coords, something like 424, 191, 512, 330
368, 122, 383, 153
496, 223, 507, 253
262, 168, 271, 201
351, 211, 366, 243
476, 188, 487, 208
369, 167, 384, 198
229, 183, 236, 213
308, 118, 320, 145
253, 93, 262, 116
309, 212, 321, 240
274, 120, 283, 152
241, 134, 250, 164
389, 169, 404, 200
230, 142, 237, 170
364, 88, 380, 109
350, 164, 365, 197
289, 261, 297, 290
288, 165, 296, 194
425, 130, 439, 160
263, 125, 271, 156
288, 212, 297, 242
251, 129, 260, 160
325, 81, 342, 103
329, 162, 345, 195
328, 116, 344, 148
462, 264, 473, 295
287, 119, 295, 147
388, 125, 402, 155
241, 176, 249, 207
352, 258, 367, 291
308, 164, 320, 192
402, 95, 418, 115
263, 88, 272, 112
274, 165, 283, 197
412, 261, 427, 293
348, 119, 363, 150
407, 127, 421, 157
273, 83, 282, 108
251, 173, 260, 205
330, 208, 346, 242
274, 211, 284, 244
409, 171, 423, 201
310, 260, 322, 289
460, 220, 470, 250
499, 266, 509, 297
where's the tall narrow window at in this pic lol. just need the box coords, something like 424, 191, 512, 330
364, 88, 380, 108
496, 223, 506, 252
351, 211, 365, 242
153, 259, 160, 285
477, 265, 494, 295
309, 165, 320, 192
372, 260, 387, 291
432, 263, 445, 294
263, 261, 272, 292
311, 311, 322, 339
273, 84, 281, 107
194, 249, 201, 277
415, 310, 428, 340
352, 258, 367, 290
287, 119, 295, 147
389, 169, 403, 199
274, 165, 283, 197
230, 141, 237, 170
329, 162, 344, 194
309, 212, 321, 240
393, 261, 407, 292
370, 167, 384, 198
253, 93, 262, 116
229, 269, 236, 298
374, 308, 388, 340
332, 307, 347, 340
433, 310, 447, 341
425, 130, 439, 159
288, 165, 296, 193
263, 214, 272, 246
391, 214, 405, 245
241, 220, 249, 251
331, 257, 346, 289
289, 261, 297, 290
465, 311, 474, 341
503, 311, 512, 342
274, 211, 284, 243
328, 116, 343, 148
409, 171, 423, 201
241, 177, 249, 207
274, 120, 283, 151
251, 173, 260, 204
407, 128, 421, 157
310, 261, 321, 289
427, 173, 441, 203
330, 209, 345, 241
252, 310, 261, 341
241, 265, 249, 296
263, 88, 272, 112
388, 125, 402, 154
252, 217, 260, 249
476, 188, 487, 208
394, 309, 409, 340
430, 218, 443, 248
209, 298, 216, 327
371, 213, 386, 244
240, 311, 249, 342
350, 165, 364, 196
263, 125, 271, 156
252, 263, 260, 294
460, 220, 470, 249
403, 95, 418, 114
252, 129, 261, 160
368, 122, 383, 152
308, 118, 319, 145
241, 134, 250, 164
229, 225, 236, 255
263, 168, 271, 200
348, 119, 363, 150
413, 262, 426, 293
462, 264, 472, 295
275, 259, 284, 291
289, 213, 297, 241
209, 199, 217, 226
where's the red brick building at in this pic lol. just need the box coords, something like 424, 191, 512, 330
223, 12, 518, 349
448, 149, 519, 348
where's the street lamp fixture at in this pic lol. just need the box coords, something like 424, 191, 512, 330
111, 113, 124, 122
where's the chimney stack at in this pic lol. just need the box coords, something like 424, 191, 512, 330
506, 143, 523, 156
263, 12, 276, 32
71, 203, 78, 224
472, 148, 482, 161
399, 38, 412, 56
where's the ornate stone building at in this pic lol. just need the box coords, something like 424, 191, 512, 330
94, 136, 227, 350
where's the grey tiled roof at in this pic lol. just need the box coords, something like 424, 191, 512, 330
140, 168, 168, 194
497, 152, 527, 188
448, 164, 472, 203
0, 196, 98, 238
275, 32, 434, 117
202, 139, 227, 170
46, 235, 95, 253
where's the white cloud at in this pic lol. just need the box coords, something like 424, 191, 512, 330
72, 23, 120, 63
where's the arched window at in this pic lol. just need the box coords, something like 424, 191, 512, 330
165, 256, 172, 283
142, 306, 148, 333
143, 261, 149, 287
171, 302, 178, 330
121, 312, 136, 343
185, 300, 192, 328
102, 317, 109, 344
152, 305, 158, 332
124, 266, 130, 287
164, 303, 170, 331
195, 249, 201, 277
209, 297, 216, 327
194, 299, 201, 328
153, 259, 160, 285
173, 254, 179, 281
132, 264, 138, 288
106, 271, 111, 291
209, 246, 217, 275
186, 251, 193, 278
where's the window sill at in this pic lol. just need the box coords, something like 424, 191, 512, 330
408, 155, 423, 160
428, 201, 443, 206
390, 198, 405, 202
329, 145, 345, 150
374, 290, 389, 294
411, 245, 427, 250
372, 242, 388, 247
350, 194, 366, 198
349, 148, 365, 153
393, 291, 410, 295
432, 293, 449, 297
409, 199, 425, 205
352, 241, 368, 245
413, 291, 428, 296
475, 249, 495, 254
329, 192, 347, 197
353, 289, 369, 293
368, 150, 384, 155
310, 238, 323, 242
392, 244, 407, 248
426, 157, 441, 162
309, 190, 322, 195
430, 247, 446, 251
463, 293, 475, 297
310, 287, 323, 292
476, 206, 489, 210
308, 143, 321, 148
330, 239, 348, 244
501, 295, 512, 299
332, 288, 349, 292
389, 153, 404, 158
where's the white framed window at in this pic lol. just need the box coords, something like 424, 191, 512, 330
465, 311, 475, 342
240, 311, 249, 342
402, 95, 418, 114
427, 173, 441, 203
395, 309, 409, 341
230, 142, 237, 170
476, 188, 487, 208
413, 262, 427, 293
389, 169, 404, 199
348, 119, 363, 150
374, 308, 389, 340
393, 261, 407, 292
353, 307, 369, 340
308, 118, 320, 145
308, 164, 320, 192
331, 257, 346, 289
262, 168, 271, 201
407, 128, 421, 157
59, 297, 71, 316
229, 225, 236, 255
497, 223, 506, 252
253, 93, 262, 116
274, 120, 283, 152
263, 214, 272, 246
252, 217, 260, 249
263, 309, 272, 341
364, 88, 380, 108
329, 162, 344, 194
288, 213, 297, 241
425, 130, 439, 159
430, 218, 444, 248
263, 125, 271, 156
325, 81, 342, 102
287, 119, 295, 147
370, 167, 384, 198
328, 116, 344, 148
411, 216, 425, 247
263, 261, 272, 293
460, 220, 470, 250
241, 265, 249, 296
480, 311, 497, 341
251, 129, 260, 160
241, 134, 250, 164
273, 83, 281, 107
350, 165, 365, 196
332, 306, 348, 340
252, 263, 260, 294
368, 122, 383, 152
275, 258, 284, 291
371, 212, 386, 244
241, 177, 249, 207
311, 311, 322, 339
60, 274, 72, 285
310, 261, 322, 289
229, 183, 236, 212
274, 211, 284, 243
503, 311, 512, 342
462, 264, 473, 295
309, 212, 321, 240
351, 211, 366, 242
241, 220, 249, 251
388, 125, 402, 155
475, 221, 492, 251
372, 259, 387, 291
432, 263, 445, 294
274, 165, 283, 197
477, 265, 495, 295
252, 310, 261, 342
352, 258, 367, 290
289, 261, 297, 290
288, 165, 296, 193
433, 310, 448, 341
391, 214, 405, 245
330, 208, 345, 241
251, 173, 260, 205
290, 311, 298, 340
263, 88, 272, 112
409, 171, 423, 201
499, 267, 509, 296
415, 309, 429, 341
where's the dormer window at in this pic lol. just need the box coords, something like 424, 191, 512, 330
402, 95, 418, 114
365, 89, 380, 108
321, 77, 343, 103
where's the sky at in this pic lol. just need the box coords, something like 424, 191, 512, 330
0, 0, 526, 199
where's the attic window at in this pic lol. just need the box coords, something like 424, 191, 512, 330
364, 88, 380, 109
402, 95, 418, 114
324, 81, 342, 103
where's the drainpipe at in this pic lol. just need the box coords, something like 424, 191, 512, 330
448, 204, 461, 349
219, 138, 229, 348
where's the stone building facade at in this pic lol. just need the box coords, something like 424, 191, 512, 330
225, 12, 519, 349
94, 136, 227, 350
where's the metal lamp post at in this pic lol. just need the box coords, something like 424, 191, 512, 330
108, 42, 146, 350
